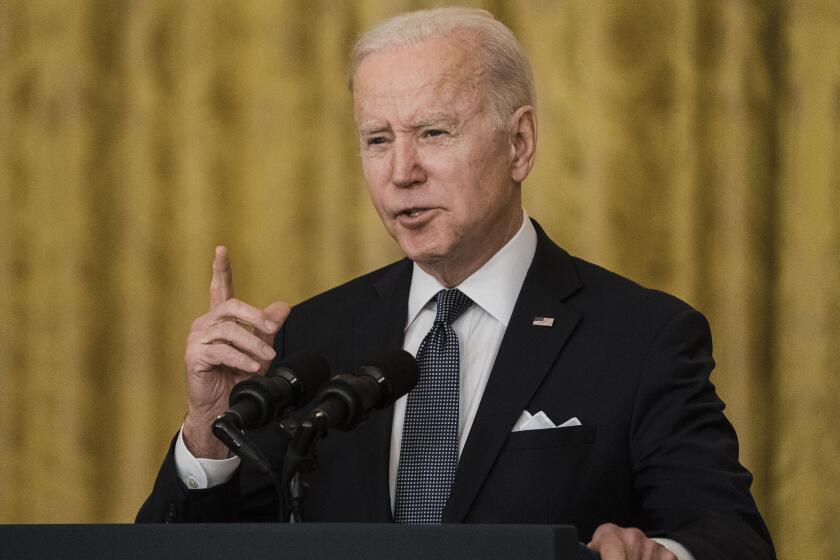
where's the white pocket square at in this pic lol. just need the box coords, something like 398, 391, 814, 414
512, 411, 581, 432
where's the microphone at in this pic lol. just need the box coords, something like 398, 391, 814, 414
306, 349, 419, 433
218, 352, 330, 430
211, 352, 330, 469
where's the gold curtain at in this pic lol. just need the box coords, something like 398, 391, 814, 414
1, 1, 838, 557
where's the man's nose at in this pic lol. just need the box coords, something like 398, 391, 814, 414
390, 139, 425, 188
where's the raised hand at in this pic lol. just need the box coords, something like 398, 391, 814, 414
182, 246, 290, 458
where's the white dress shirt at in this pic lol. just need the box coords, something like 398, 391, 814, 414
172, 209, 693, 559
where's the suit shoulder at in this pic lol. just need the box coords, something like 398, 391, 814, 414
568, 255, 703, 326
287, 258, 409, 320
277, 258, 410, 365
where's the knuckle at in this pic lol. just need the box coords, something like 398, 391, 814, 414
204, 345, 221, 364
221, 321, 239, 339
219, 345, 238, 363
626, 528, 644, 546
252, 335, 268, 352
220, 345, 236, 361
235, 353, 252, 371
184, 341, 204, 363
212, 346, 234, 366
592, 523, 614, 541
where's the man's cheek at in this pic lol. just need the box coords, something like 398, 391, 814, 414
361, 159, 386, 187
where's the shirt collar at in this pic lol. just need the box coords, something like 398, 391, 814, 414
406, 209, 537, 329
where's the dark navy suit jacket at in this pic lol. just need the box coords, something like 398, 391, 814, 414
138, 221, 775, 560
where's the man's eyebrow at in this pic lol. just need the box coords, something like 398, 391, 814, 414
358, 123, 390, 136
358, 114, 459, 136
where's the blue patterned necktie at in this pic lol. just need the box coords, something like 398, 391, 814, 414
394, 288, 473, 524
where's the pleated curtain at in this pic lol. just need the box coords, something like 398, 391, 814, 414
1, 2, 838, 558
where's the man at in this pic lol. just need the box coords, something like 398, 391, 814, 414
138, 8, 775, 560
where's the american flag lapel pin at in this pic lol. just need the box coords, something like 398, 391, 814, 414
532, 316, 555, 327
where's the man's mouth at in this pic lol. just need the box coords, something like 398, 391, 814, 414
395, 207, 437, 228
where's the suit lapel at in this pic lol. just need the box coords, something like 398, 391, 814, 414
444, 223, 583, 522
350, 259, 412, 521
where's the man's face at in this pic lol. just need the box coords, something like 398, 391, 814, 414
353, 36, 522, 281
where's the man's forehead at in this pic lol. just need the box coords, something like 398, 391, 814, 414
353, 37, 483, 107
354, 61, 481, 101
353, 67, 483, 130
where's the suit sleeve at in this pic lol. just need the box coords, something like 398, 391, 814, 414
135, 433, 282, 523
135, 435, 243, 522
629, 308, 775, 560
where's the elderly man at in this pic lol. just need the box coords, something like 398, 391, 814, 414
138, 7, 774, 560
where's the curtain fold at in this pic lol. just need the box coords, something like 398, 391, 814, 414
1, 1, 838, 557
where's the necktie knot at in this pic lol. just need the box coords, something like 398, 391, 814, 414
433, 289, 472, 326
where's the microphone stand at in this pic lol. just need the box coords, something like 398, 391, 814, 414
279, 414, 327, 523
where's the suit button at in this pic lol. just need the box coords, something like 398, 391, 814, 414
165, 503, 177, 523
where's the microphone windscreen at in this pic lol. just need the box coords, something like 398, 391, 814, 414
268, 352, 331, 404
361, 349, 420, 408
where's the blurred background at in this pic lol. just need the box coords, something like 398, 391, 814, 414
1, 0, 838, 557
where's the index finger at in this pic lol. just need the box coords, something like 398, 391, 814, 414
210, 245, 234, 310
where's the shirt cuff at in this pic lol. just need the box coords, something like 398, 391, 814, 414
653, 538, 695, 560
173, 426, 240, 489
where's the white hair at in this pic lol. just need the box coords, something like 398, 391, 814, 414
349, 6, 536, 129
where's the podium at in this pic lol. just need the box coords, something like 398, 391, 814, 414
0, 523, 584, 560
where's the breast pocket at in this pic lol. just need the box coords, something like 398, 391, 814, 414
503, 424, 597, 451
466, 424, 598, 524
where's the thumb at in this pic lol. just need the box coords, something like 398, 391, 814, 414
265, 301, 291, 324
255, 301, 291, 344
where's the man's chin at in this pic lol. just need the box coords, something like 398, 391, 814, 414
398, 242, 449, 267
404, 251, 448, 267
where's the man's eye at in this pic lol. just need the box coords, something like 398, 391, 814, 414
425, 129, 447, 138
367, 137, 387, 146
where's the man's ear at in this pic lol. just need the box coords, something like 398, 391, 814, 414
508, 106, 537, 183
